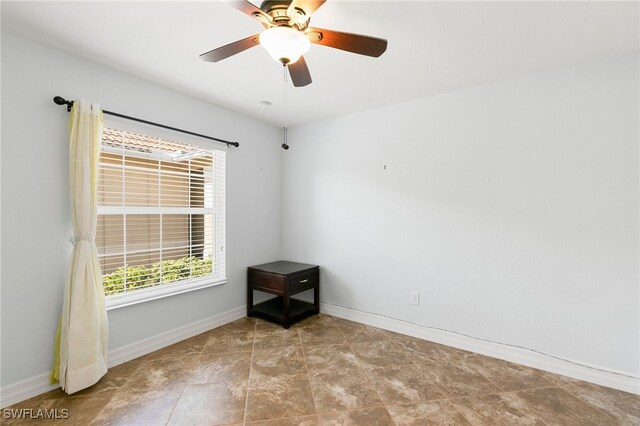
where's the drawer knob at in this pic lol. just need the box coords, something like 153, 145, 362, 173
299, 279, 309, 283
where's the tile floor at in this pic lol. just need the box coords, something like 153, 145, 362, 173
5, 314, 639, 425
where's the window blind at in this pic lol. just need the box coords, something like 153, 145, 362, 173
96, 128, 226, 296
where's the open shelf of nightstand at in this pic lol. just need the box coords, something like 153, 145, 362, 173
251, 298, 317, 324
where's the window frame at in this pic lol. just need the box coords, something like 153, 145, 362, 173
105, 275, 227, 310
98, 119, 227, 311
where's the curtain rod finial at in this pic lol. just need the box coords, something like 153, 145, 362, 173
53, 96, 73, 111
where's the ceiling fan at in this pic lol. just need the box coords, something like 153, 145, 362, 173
199, 0, 388, 87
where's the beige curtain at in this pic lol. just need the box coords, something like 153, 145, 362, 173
51, 99, 108, 393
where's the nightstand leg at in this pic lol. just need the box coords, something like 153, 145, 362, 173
247, 271, 254, 317
314, 284, 320, 314
283, 293, 290, 329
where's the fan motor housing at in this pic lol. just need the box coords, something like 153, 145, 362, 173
260, 0, 309, 30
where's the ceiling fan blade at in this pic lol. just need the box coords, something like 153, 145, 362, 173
288, 0, 326, 24
199, 34, 260, 62
227, 0, 270, 22
306, 27, 388, 57
288, 56, 312, 87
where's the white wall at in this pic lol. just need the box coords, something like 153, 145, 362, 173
1, 33, 282, 387
282, 55, 639, 378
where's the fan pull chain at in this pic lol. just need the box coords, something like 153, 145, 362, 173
282, 65, 290, 150
283, 65, 288, 128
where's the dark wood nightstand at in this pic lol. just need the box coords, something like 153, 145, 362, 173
247, 261, 320, 328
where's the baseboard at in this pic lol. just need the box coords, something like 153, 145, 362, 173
0, 305, 246, 408
108, 305, 245, 367
0, 374, 60, 409
321, 303, 640, 395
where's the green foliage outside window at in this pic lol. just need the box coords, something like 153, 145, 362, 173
103, 256, 213, 296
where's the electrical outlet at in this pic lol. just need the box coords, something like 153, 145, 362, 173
411, 292, 420, 306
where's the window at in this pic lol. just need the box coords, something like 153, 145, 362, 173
96, 127, 226, 308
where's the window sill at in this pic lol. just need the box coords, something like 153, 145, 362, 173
105, 276, 227, 311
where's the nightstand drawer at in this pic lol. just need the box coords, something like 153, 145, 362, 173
250, 271, 286, 293
289, 271, 318, 293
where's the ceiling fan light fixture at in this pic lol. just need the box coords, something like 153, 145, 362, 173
259, 26, 310, 65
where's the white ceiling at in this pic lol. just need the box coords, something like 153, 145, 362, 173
2, 1, 638, 127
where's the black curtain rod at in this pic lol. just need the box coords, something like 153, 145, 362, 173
53, 96, 239, 148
